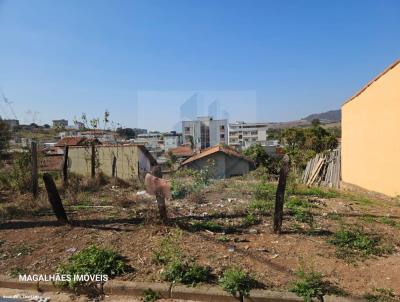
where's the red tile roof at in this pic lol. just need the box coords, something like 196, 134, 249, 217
168, 146, 194, 158
181, 145, 253, 166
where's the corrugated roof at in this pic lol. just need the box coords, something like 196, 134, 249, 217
181, 145, 253, 166
342, 60, 400, 106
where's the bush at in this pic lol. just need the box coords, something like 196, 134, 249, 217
219, 268, 257, 302
162, 260, 211, 286
290, 266, 326, 302
171, 178, 189, 199
57, 245, 127, 289
9, 151, 32, 193
365, 288, 398, 302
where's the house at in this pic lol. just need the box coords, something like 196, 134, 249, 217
182, 117, 228, 150
67, 144, 157, 181
181, 145, 254, 178
341, 60, 400, 196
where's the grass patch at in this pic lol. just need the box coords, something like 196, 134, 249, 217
253, 182, 276, 200
364, 288, 398, 302
189, 220, 226, 233
329, 227, 393, 261
12, 244, 33, 257
219, 268, 257, 302
217, 235, 230, 242
248, 199, 273, 212
57, 245, 127, 289
290, 186, 339, 199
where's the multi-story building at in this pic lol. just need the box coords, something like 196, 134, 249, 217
182, 117, 228, 150
228, 121, 272, 149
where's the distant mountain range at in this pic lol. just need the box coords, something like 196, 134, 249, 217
302, 109, 341, 123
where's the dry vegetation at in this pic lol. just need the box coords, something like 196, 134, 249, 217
1, 169, 400, 300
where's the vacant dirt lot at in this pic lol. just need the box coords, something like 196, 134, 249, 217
1, 173, 400, 299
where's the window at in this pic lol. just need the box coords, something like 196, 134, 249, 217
220, 125, 225, 131
220, 134, 225, 139
184, 127, 191, 132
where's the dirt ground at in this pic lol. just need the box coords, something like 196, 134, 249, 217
1, 175, 400, 299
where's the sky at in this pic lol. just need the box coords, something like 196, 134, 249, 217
0, 0, 399, 131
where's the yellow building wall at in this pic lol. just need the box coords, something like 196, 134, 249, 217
342, 63, 400, 196
68, 145, 141, 181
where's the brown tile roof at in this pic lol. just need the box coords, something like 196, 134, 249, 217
342, 59, 400, 106
168, 146, 194, 158
181, 145, 253, 166
55, 137, 100, 147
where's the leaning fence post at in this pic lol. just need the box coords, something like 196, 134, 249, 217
31, 141, 38, 199
273, 155, 290, 234
43, 173, 69, 224
91, 142, 96, 178
62, 145, 69, 186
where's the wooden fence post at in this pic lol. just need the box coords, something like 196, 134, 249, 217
43, 173, 69, 224
63, 145, 69, 186
273, 155, 290, 234
31, 141, 38, 199
91, 143, 96, 178
111, 156, 117, 178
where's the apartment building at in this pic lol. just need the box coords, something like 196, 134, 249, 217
228, 121, 272, 149
182, 117, 228, 150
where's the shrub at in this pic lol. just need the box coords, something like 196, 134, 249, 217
329, 228, 393, 261
162, 260, 211, 286
9, 151, 32, 193
171, 179, 189, 199
143, 288, 161, 302
57, 245, 127, 289
290, 266, 326, 302
291, 186, 339, 199
219, 268, 257, 302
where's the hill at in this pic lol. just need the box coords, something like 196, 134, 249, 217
303, 109, 341, 122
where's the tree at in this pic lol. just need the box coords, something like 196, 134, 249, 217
0, 119, 11, 156
243, 144, 269, 167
